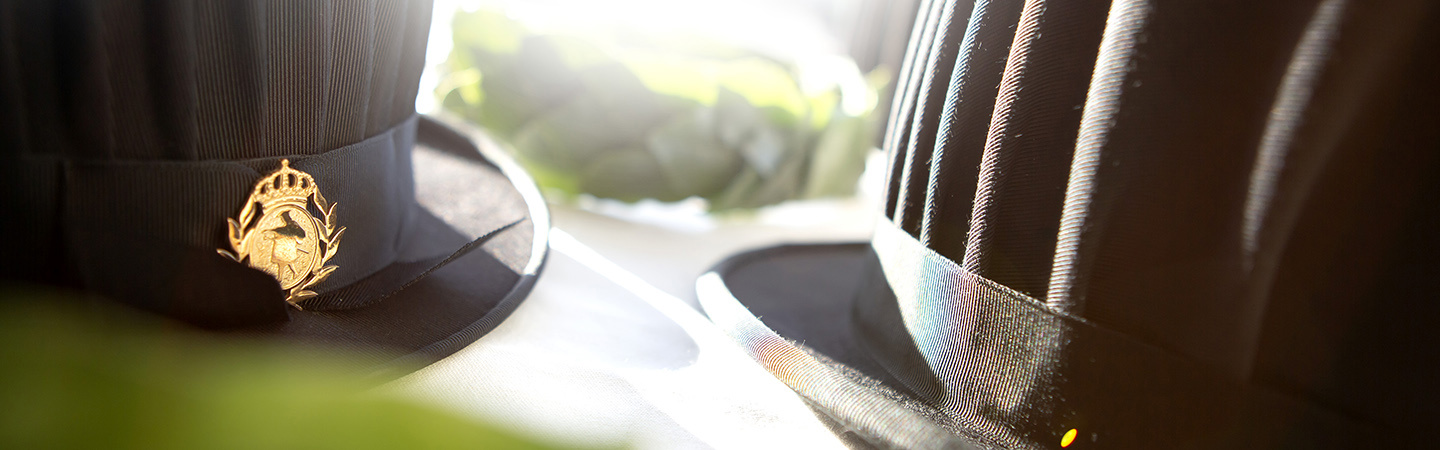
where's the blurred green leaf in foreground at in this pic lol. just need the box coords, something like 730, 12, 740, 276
437, 8, 886, 211
0, 286, 593, 450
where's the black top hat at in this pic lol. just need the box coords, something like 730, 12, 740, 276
699, 0, 1440, 448
0, 0, 548, 375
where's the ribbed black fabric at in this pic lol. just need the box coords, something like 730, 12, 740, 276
881, 0, 939, 221
867, 0, 1440, 436
1251, 3, 1440, 429
1051, 0, 1335, 376
949, 0, 1108, 298
912, 0, 1022, 255
890, 0, 977, 236
710, 236, 1389, 448
707, 0, 1440, 447
0, 0, 430, 161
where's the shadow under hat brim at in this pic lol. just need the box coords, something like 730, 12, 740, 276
697, 242, 980, 450
699, 236, 1404, 449
241, 116, 549, 379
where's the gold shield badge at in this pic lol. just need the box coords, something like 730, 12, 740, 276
218, 159, 345, 308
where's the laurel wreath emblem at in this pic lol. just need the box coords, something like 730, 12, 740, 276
217, 160, 345, 309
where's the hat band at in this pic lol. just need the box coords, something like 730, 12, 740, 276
859, 220, 1365, 446
4, 115, 449, 324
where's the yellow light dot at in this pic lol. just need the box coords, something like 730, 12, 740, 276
1061, 428, 1078, 447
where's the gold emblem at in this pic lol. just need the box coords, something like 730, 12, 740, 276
218, 159, 344, 308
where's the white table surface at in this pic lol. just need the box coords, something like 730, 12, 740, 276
387, 177, 881, 449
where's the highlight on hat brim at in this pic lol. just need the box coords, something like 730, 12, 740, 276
696, 242, 979, 449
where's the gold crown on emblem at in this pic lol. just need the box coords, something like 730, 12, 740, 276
250, 160, 317, 207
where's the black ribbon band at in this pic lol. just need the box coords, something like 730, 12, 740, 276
0, 115, 487, 326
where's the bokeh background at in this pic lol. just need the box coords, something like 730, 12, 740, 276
421, 0, 917, 211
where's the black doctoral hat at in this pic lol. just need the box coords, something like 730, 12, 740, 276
699, 0, 1440, 447
0, 0, 548, 375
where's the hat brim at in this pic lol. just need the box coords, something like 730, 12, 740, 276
697, 242, 980, 449
699, 237, 1406, 448
242, 116, 549, 379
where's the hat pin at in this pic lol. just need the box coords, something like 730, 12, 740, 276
218, 159, 345, 309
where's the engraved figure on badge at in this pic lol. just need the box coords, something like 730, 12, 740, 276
245, 203, 322, 290
259, 211, 315, 288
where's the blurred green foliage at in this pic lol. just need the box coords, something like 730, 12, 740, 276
438, 9, 883, 210
0, 287, 591, 450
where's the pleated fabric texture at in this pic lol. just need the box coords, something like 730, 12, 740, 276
0, 0, 430, 161
868, 0, 1440, 440
703, 0, 1440, 447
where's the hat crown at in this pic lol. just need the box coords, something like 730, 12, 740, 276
1, 0, 433, 162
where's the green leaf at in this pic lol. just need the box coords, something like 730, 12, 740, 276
645, 110, 744, 199
578, 147, 674, 202
0, 298, 583, 450
801, 115, 874, 199
714, 58, 808, 119
437, 6, 880, 211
